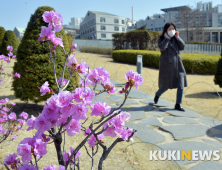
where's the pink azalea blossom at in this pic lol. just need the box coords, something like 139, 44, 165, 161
27, 115, 36, 131
71, 43, 77, 49
119, 111, 130, 123
19, 164, 37, 170
8, 112, 16, 120
46, 94, 59, 108
5, 98, 9, 103
0, 124, 5, 134
33, 138, 47, 159
20, 112, 28, 120
40, 81, 51, 96
66, 54, 78, 70
91, 102, 111, 117
11, 103, 16, 106
17, 143, 32, 163
57, 91, 72, 108
17, 119, 26, 126
34, 114, 52, 134
7, 45, 13, 51
50, 34, 63, 47
43, 164, 65, 170
72, 87, 95, 105
42, 104, 59, 124
2, 107, 9, 112
3, 153, 20, 169
72, 104, 88, 120
8, 52, 13, 57
38, 26, 55, 41
58, 77, 68, 86
88, 67, 110, 85
0, 80, 3, 84
4, 57, 10, 63
12, 134, 18, 139
84, 127, 91, 136
43, 11, 63, 32
60, 102, 75, 118
76, 61, 88, 74
42, 11, 55, 23
0, 54, 5, 60
41, 134, 50, 143
101, 80, 116, 94
134, 73, 144, 90
12, 55, 16, 59
102, 123, 117, 137
88, 133, 105, 148
64, 147, 81, 165
65, 119, 81, 137
13, 73, 20, 78
80, 78, 93, 87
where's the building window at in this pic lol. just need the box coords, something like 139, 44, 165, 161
114, 26, 119, 31
90, 28, 92, 32
122, 20, 125, 24
155, 28, 158, 31
101, 33, 106, 38
114, 19, 119, 23
122, 27, 125, 31
100, 17, 105, 22
93, 27, 95, 31
163, 20, 165, 22
101, 25, 106, 30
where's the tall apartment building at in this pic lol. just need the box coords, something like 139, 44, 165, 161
14, 27, 26, 40
69, 17, 84, 27
80, 11, 127, 40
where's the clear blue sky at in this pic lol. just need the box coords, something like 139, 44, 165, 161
0, 0, 222, 31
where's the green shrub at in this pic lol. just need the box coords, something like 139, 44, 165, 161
112, 50, 220, 75
79, 46, 113, 55
1, 30, 18, 55
0, 27, 5, 54
12, 6, 79, 104
214, 51, 222, 88
66, 34, 74, 49
112, 30, 161, 50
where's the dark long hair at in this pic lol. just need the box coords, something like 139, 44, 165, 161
159, 22, 177, 41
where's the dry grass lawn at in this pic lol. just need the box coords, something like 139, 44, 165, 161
0, 51, 221, 169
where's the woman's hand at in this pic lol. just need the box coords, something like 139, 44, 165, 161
175, 31, 179, 38
164, 32, 170, 39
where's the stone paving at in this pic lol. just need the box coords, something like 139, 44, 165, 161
92, 79, 222, 170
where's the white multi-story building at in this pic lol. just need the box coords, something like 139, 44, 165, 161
136, 6, 186, 32
69, 17, 84, 27
80, 11, 127, 40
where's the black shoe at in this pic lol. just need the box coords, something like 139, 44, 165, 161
154, 95, 159, 104
175, 104, 185, 111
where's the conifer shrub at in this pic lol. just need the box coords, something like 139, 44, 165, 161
12, 6, 79, 103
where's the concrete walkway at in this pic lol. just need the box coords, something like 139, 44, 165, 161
93, 80, 222, 170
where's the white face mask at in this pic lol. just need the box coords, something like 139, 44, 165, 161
167, 30, 176, 37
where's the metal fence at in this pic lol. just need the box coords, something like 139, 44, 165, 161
181, 44, 222, 55
74, 39, 222, 55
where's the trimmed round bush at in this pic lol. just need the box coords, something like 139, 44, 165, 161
12, 6, 79, 104
112, 50, 220, 75
0, 26, 5, 54
1, 30, 18, 55
214, 52, 222, 88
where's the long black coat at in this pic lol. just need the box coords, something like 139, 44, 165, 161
157, 36, 187, 90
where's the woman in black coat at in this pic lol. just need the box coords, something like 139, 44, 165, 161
154, 22, 187, 111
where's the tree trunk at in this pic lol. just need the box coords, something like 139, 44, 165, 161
54, 134, 65, 166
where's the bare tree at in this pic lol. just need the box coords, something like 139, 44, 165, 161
174, 6, 199, 41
